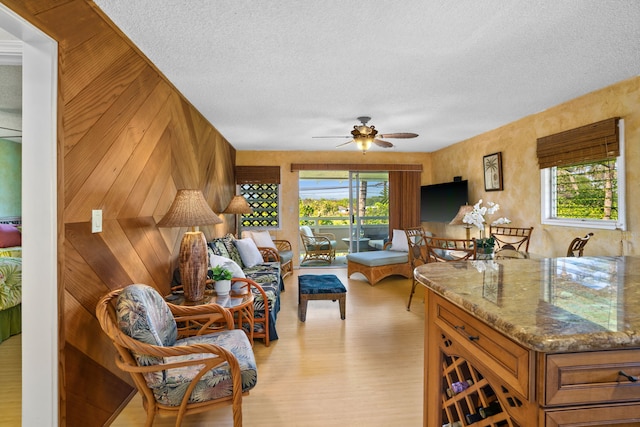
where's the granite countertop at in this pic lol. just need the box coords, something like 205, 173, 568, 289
415, 256, 640, 353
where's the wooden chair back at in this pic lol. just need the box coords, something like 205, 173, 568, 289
489, 225, 534, 252
425, 237, 477, 262
404, 227, 430, 311
567, 232, 594, 257
404, 227, 429, 269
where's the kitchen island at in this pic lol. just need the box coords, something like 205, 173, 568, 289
415, 256, 640, 427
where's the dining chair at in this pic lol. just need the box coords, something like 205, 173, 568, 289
567, 232, 594, 257
425, 236, 477, 263
405, 227, 431, 311
489, 225, 534, 252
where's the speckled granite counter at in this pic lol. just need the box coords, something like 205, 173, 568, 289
415, 256, 640, 353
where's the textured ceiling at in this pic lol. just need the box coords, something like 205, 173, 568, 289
94, 0, 640, 153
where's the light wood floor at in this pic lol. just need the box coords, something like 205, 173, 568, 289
0, 333, 21, 426
0, 267, 427, 427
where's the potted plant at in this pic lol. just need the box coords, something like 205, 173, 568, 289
210, 265, 233, 296
462, 199, 510, 256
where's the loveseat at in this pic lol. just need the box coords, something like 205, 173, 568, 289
207, 234, 283, 344
170, 233, 283, 345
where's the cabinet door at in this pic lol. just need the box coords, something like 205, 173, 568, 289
545, 402, 640, 426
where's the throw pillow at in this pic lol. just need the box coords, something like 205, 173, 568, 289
209, 253, 246, 279
235, 238, 264, 268
248, 230, 277, 249
389, 229, 409, 252
0, 224, 21, 248
299, 225, 313, 237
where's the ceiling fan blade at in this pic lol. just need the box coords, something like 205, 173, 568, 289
312, 135, 351, 139
336, 140, 354, 147
377, 132, 418, 139
373, 139, 394, 148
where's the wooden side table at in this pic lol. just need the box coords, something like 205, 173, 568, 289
166, 287, 254, 344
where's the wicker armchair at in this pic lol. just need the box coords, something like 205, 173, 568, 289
299, 226, 337, 265
96, 284, 257, 427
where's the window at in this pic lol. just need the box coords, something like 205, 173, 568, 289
539, 118, 625, 230
240, 183, 279, 228
235, 166, 281, 229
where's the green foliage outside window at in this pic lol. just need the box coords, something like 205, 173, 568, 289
554, 160, 617, 220
298, 196, 389, 225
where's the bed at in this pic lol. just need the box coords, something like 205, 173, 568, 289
0, 221, 21, 344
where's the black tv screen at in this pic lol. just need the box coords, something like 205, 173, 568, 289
420, 180, 468, 223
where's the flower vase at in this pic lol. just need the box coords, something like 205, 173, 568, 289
214, 279, 231, 296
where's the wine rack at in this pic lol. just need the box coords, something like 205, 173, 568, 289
441, 353, 518, 427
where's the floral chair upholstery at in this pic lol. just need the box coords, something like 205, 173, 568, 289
96, 284, 257, 427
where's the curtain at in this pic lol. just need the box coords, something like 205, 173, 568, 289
389, 171, 421, 233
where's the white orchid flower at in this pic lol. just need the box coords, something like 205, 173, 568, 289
461, 200, 507, 231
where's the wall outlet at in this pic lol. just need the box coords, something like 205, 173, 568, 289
92, 209, 102, 233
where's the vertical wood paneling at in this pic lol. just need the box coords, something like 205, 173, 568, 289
3, 1, 238, 425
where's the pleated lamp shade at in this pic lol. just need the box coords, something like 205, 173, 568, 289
157, 189, 222, 228
158, 189, 221, 302
223, 195, 253, 237
449, 205, 473, 226
223, 195, 253, 214
449, 204, 474, 241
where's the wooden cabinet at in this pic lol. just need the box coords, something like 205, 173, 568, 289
424, 291, 640, 426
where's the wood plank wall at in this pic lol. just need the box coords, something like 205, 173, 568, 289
3, 1, 237, 425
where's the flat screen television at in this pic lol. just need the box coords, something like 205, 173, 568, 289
420, 180, 468, 223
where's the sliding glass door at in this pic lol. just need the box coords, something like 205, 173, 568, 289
347, 171, 389, 253
299, 170, 389, 257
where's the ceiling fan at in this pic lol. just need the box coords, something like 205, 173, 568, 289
313, 116, 418, 153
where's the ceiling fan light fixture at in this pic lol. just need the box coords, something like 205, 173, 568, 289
354, 135, 373, 152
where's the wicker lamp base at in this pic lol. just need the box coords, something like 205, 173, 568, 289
179, 231, 209, 302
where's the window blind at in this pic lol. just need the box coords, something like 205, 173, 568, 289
235, 166, 281, 184
536, 117, 619, 169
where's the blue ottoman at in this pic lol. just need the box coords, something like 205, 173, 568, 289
298, 274, 347, 322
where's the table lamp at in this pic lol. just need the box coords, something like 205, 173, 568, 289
223, 195, 253, 237
449, 205, 474, 241
157, 189, 222, 302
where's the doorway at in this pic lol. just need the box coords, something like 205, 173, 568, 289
299, 170, 389, 259
0, 4, 58, 425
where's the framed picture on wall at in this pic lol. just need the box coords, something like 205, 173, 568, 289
483, 152, 503, 191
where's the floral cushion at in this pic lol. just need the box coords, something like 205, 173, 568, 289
0, 257, 21, 311
116, 284, 257, 406
151, 329, 257, 406
208, 234, 244, 267
242, 262, 280, 333
116, 284, 178, 383
0, 247, 21, 258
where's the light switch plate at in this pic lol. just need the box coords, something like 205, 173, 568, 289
92, 209, 102, 233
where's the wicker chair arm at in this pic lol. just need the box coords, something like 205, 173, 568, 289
113, 340, 243, 418
231, 277, 269, 339
313, 231, 336, 240
257, 246, 280, 262
272, 239, 292, 251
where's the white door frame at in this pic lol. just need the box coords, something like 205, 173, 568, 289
0, 4, 58, 426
